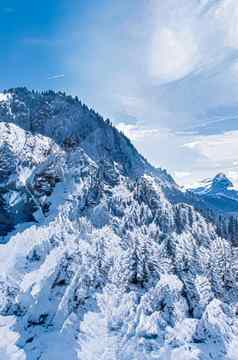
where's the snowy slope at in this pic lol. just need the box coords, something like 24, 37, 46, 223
0, 121, 64, 236
0, 88, 237, 359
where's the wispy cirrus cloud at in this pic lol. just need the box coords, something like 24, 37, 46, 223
60, 0, 238, 184
180, 130, 238, 184
183, 130, 238, 164
48, 74, 65, 80
116, 122, 159, 141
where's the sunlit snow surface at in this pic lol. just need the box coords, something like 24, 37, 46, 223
0, 90, 237, 359
0, 93, 11, 103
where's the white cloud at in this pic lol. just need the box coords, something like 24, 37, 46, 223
115, 95, 147, 119
116, 122, 159, 141
174, 171, 192, 179
61, 0, 238, 184
149, 0, 238, 83
228, 170, 238, 181
48, 74, 65, 80
149, 24, 199, 82
183, 131, 238, 163
214, 0, 238, 49
183, 141, 200, 149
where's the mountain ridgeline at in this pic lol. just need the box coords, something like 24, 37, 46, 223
0, 88, 238, 360
0, 87, 176, 236
0, 87, 155, 175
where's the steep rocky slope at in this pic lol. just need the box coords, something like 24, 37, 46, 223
0, 88, 237, 360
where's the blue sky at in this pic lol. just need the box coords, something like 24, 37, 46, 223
1, 0, 238, 185
0, 0, 64, 88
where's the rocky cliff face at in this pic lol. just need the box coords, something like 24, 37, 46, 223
0, 88, 237, 360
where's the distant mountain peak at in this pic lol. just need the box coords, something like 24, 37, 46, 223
212, 172, 232, 185
187, 172, 238, 214
211, 172, 233, 191
188, 172, 233, 195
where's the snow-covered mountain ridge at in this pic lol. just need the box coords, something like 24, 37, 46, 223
0, 87, 177, 236
0, 87, 174, 178
187, 173, 238, 245
0, 88, 237, 359
188, 173, 238, 205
